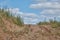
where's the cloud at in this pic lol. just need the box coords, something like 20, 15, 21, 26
30, 0, 60, 22
39, 9, 60, 21
40, 9, 60, 16
6, 8, 23, 17
33, 0, 60, 2
7, 8, 20, 13
33, 0, 48, 2
30, 0, 60, 9
6, 8, 39, 24
20, 9, 60, 24
30, 2, 60, 9
21, 13, 39, 24
22, 13, 39, 19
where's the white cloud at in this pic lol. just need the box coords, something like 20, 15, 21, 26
30, 2, 60, 9
33, 0, 48, 2
40, 9, 60, 15
6, 8, 39, 24
39, 9, 60, 21
33, 0, 60, 2
7, 8, 20, 13
30, 0, 60, 22
21, 13, 39, 24
6, 8, 24, 17
22, 13, 37, 17
24, 19, 38, 24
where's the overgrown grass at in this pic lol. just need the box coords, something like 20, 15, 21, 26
12, 16, 24, 26
0, 8, 24, 26
37, 20, 60, 28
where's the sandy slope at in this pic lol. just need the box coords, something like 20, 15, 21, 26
0, 24, 60, 40
0, 11, 60, 40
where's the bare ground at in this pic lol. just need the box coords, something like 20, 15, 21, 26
0, 24, 60, 40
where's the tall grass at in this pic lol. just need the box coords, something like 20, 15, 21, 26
37, 19, 60, 28
12, 16, 24, 26
0, 8, 24, 26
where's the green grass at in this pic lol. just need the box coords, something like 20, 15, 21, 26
37, 21, 49, 25
0, 8, 24, 26
12, 16, 24, 26
37, 19, 60, 28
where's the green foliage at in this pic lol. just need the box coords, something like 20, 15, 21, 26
0, 8, 24, 26
49, 20, 60, 28
37, 21, 49, 25
12, 16, 24, 26
37, 19, 60, 28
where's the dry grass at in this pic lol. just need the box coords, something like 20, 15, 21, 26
0, 8, 60, 40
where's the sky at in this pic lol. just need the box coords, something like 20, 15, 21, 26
0, 0, 60, 24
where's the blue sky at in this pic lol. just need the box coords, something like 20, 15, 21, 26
5, 0, 39, 13
0, 0, 60, 24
